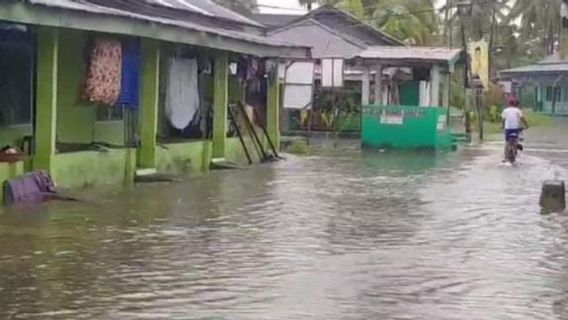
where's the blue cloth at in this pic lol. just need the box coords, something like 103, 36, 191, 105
116, 40, 140, 109
505, 128, 522, 141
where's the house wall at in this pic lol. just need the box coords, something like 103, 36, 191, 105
157, 140, 212, 175
537, 85, 568, 115
52, 148, 136, 188
0, 25, 279, 194
57, 29, 124, 145
0, 125, 31, 149
155, 135, 264, 175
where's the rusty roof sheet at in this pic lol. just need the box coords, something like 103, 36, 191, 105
26, 0, 304, 50
352, 46, 463, 64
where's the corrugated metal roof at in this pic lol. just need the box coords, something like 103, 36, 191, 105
268, 6, 404, 47
537, 53, 568, 65
499, 54, 568, 76
268, 19, 365, 58
500, 63, 568, 75
352, 46, 462, 63
26, 0, 304, 50
252, 13, 302, 29
310, 7, 403, 46
147, 0, 262, 27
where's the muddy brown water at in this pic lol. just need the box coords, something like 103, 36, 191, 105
2, 121, 568, 319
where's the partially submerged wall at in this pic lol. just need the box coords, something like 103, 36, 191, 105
52, 149, 136, 188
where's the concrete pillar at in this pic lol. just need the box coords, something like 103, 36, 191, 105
442, 73, 450, 108
138, 39, 161, 169
373, 65, 383, 105
212, 52, 229, 159
266, 63, 280, 149
361, 67, 370, 105
34, 27, 59, 172
430, 64, 441, 107
540, 180, 566, 212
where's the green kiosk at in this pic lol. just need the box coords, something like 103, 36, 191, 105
351, 46, 463, 150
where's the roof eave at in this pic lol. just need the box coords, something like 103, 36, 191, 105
0, 1, 310, 59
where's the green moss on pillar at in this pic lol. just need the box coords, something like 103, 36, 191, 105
212, 52, 229, 158
266, 66, 280, 149
138, 39, 160, 169
34, 27, 59, 172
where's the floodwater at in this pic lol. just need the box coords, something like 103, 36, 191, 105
2, 122, 568, 320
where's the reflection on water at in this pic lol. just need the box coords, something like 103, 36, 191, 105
2, 124, 568, 319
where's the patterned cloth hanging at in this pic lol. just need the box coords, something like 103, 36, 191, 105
84, 38, 122, 106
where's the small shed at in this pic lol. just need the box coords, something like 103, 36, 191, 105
350, 46, 463, 150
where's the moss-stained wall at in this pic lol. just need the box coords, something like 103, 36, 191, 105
0, 161, 24, 204
155, 136, 266, 176
52, 149, 135, 188
156, 140, 212, 175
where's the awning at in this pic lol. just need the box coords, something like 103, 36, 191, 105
350, 46, 463, 67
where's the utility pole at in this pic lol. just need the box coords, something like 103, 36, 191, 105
561, 0, 568, 58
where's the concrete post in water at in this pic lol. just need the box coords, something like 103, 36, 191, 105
442, 73, 450, 108
212, 52, 229, 159
138, 39, 160, 169
361, 67, 370, 106
266, 61, 280, 150
430, 64, 441, 106
373, 64, 382, 105
34, 27, 59, 173
540, 180, 566, 212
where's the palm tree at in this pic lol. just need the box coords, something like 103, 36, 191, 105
507, 0, 561, 55
297, 0, 439, 44
370, 0, 439, 45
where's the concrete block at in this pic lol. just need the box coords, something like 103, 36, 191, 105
540, 180, 566, 212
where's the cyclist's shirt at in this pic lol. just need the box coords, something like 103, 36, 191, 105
501, 107, 523, 129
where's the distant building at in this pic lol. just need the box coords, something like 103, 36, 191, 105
500, 54, 568, 115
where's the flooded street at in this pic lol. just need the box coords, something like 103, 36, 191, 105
2, 122, 568, 319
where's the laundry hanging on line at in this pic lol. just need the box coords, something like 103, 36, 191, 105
165, 57, 200, 130
84, 38, 122, 106
116, 39, 141, 110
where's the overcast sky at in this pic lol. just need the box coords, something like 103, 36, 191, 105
257, 0, 309, 14
257, 0, 447, 14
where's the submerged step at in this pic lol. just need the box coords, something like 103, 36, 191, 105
135, 168, 157, 176
210, 158, 239, 170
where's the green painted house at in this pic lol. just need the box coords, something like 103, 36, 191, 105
0, 0, 310, 192
500, 54, 568, 115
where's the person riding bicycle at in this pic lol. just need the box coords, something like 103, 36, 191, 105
501, 97, 528, 161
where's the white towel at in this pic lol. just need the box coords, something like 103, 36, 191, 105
165, 57, 200, 129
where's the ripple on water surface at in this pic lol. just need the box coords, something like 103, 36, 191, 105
2, 129, 568, 319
